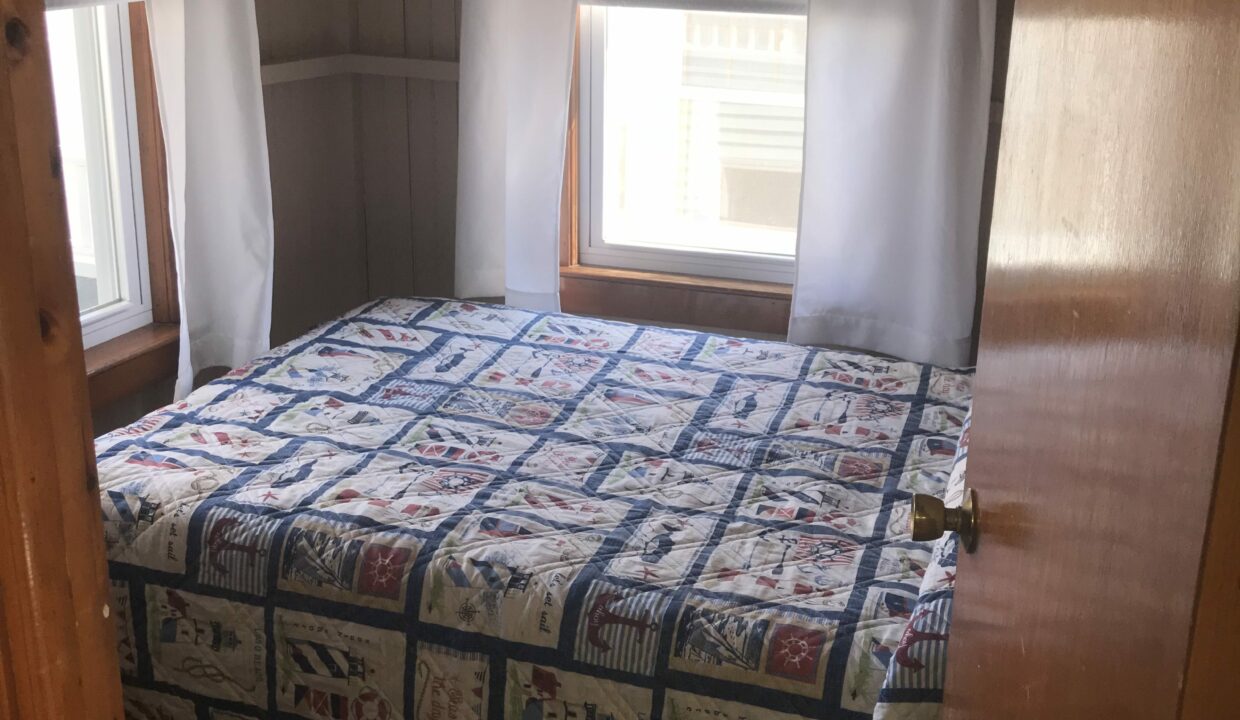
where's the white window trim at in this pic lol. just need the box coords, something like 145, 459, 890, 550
577, 5, 798, 285
59, 4, 153, 349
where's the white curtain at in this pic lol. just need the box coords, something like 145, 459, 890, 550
456, 0, 578, 312
789, 0, 995, 367
144, 0, 274, 398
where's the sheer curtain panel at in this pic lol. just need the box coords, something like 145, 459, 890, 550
788, 0, 995, 366
456, 0, 579, 311
144, 0, 274, 397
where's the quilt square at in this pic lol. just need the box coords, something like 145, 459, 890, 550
624, 326, 699, 362
764, 439, 893, 488
920, 403, 968, 435
805, 352, 922, 395
406, 334, 505, 384
521, 315, 637, 352
597, 454, 742, 511
324, 319, 438, 352
698, 521, 865, 604
99, 448, 239, 573
421, 512, 605, 648
927, 367, 972, 403
277, 516, 420, 611
607, 358, 722, 397
574, 581, 670, 675
736, 473, 884, 537
670, 599, 836, 698
197, 385, 295, 425
268, 396, 416, 450
145, 585, 266, 706
438, 386, 562, 430
683, 430, 765, 468
485, 480, 633, 529
264, 343, 408, 395
320, 454, 495, 530
414, 642, 490, 719
365, 378, 453, 413
354, 297, 437, 325
228, 440, 363, 510
476, 344, 606, 397
840, 606, 915, 713
779, 386, 911, 446
562, 386, 702, 453
95, 408, 177, 455
396, 416, 538, 470
197, 506, 282, 595
147, 423, 288, 464
607, 511, 719, 585
505, 661, 652, 720
274, 609, 406, 720
517, 440, 611, 484
706, 378, 794, 435
420, 301, 540, 339
873, 544, 934, 586
692, 336, 810, 379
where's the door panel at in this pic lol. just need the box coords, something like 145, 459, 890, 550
945, 0, 1240, 718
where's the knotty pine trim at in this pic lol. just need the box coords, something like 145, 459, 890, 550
84, 322, 179, 410
128, 3, 178, 325
0, 0, 125, 713
560, 265, 791, 336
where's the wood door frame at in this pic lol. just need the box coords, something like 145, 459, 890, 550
0, 0, 125, 716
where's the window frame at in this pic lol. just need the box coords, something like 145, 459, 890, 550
576, 5, 800, 285
52, 4, 154, 349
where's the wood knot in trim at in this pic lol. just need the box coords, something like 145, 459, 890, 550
4, 16, 29, 58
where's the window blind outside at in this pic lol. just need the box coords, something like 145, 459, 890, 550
584, 1, 806, 15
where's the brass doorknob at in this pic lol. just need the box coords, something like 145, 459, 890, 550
911, 487, 978, 553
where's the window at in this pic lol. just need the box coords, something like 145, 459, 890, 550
46, 4, 152, 347
579, 6, 807, 284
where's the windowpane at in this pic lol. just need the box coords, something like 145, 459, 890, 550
600, 8, 805, 258
47, 7, 123, 314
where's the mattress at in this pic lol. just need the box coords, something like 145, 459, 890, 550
97, 298, 972, 720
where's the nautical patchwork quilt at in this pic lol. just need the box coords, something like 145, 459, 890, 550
96, 298, 972, 720
873, 411, 970, 720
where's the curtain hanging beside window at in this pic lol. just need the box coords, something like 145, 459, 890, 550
143, 0, 274, 397
788, 0, 996, 366
456, 0, 579, 311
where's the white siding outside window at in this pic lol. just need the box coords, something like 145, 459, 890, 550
579, 5, 806, 283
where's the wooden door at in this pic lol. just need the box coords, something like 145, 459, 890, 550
0, 0, 125, 717
944, 0, 1240, 718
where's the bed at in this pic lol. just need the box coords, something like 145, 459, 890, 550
98, 298, 971, 720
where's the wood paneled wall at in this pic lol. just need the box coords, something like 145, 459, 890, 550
357, 0, 461, 301
255, 0, 460, 347
256, 1, 368, 345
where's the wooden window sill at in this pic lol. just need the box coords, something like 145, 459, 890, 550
560, 264, 793, 336
560, 265, 792, 299
84, 323, 179, 410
